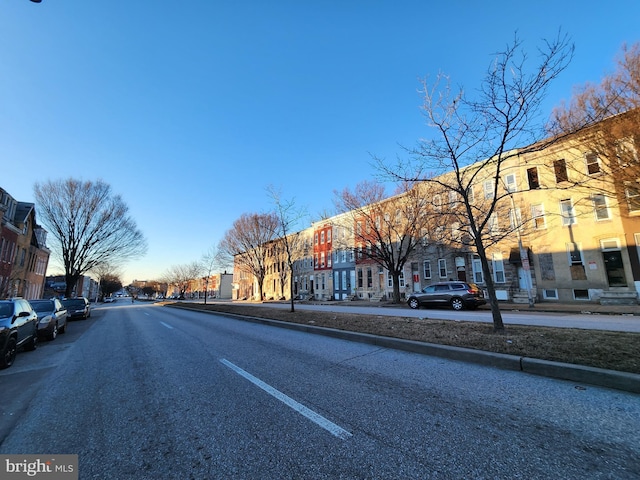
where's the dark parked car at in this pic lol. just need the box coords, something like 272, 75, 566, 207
0, 298, 38, 369
407, 281, 486, 311
61, 297, 91, 320
29, 298, 68, 340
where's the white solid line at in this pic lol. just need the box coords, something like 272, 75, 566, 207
160, 321, 174, 329
220, 358, 352, 440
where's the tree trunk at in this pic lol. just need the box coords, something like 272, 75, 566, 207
289, 273, 295, 313
476, 244, 505, 332
391, 271, 402, 303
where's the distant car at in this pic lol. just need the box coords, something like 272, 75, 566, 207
407, 281, 486, 311
29, 298, 68, 340
103, 296, 114, 303
0, 299, 38, 368
62, 297, 91, 320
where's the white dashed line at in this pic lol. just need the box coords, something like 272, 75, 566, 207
160, 321, 174, 329
220, 358, 352, 440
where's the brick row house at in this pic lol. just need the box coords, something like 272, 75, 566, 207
0, 187, 50, 299
235, 110, 640, 305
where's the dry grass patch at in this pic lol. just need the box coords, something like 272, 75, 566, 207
171, 302, 640, 374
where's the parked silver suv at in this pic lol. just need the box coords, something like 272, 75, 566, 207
0, 298, 38, 369
407, 281, 486, 311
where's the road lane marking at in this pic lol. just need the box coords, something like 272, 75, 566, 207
160, 322, 174, 329
220, 358, 352, 440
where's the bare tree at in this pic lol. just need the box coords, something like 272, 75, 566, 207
550, 42, 640, 132
379, 33, 574, 331
334, 180, 434, 303
90, 262, 123, 300
268, 186, 308, 312
34, 178, 147, 298
163, 262, 203, 299
200, 245, 219, 304
218, 212, 279, 301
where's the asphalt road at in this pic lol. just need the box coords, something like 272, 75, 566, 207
1, 303, 639, 479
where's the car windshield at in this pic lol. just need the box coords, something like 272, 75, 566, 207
30, 301, 53, 313
63, 299, 85, 308
0, 303, 12, 319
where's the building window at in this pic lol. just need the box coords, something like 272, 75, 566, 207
472, 255, 483, 283
327, 229, 331, 243
531, 204, 546, 229
367, 268, 372, 288
483, 180, 494, 199
314, 233, 318, 245
573, 289, 590, 300
492, 253, 505, 283
560, 199, 576, 226
423, 260, 431, 279
438, 259, 447, 278
320, 252, 325, 268
320, 231, 325, 244
592, 194, 610, 221
585, 152, 601, 175
467, 186, 475, 203
327, 253, 332, 267
554, 159, 568, 183
488, 213, 499, 236
504, 173, 517, 192
616, 137, 638, 166
625, 184, 640, 213
421, 228, 429, 246
527, 167, 540, 189
433, 195, 442, 211
357, 269, 363, 288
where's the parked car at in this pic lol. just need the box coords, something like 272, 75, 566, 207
61, 297, 91, 320
103, 296, 114, 303
29, 298, 68, 340
407, 281, 486, 311
0, 298, 38, 369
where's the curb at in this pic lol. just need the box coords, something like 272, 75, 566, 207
169, 305, 640, 394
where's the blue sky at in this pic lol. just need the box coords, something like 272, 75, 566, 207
1, 1, 639, 284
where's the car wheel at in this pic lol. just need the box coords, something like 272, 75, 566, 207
49, 324, 58, 341
24, 333, 37, 351
1, 337, 17, 369
450, 297, 464, 311
408, 298, 420, 309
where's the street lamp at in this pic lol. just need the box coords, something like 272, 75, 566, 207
30, 0, 42, 3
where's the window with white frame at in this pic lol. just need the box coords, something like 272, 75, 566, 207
320, 231, 325, 244
492, 253, 505, 283
625, 183, 640, 213
504, 173, 517, 192
483, 180, 494, 199
421, 227, 428, 246
488, 213, 499, 236
448, 190, 458, 205
327, 253, 332, 267
423, 260, 432, 279
327, 229, 331, 242
531, 204, 546, 229
585, 152, 601, 175
616, 137, 638, 165
467, 185, 475, 203
567, 242, 583, 267
438, 259, 447, 278
560, 199, 576, 226
508, 208, 522, 230
472, 255, 483, 283
387, 270, 405, 288
341, 250, 346, 263
592, 194, 610, 221
320, 252, 325, 268
433, 195, 442, 211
